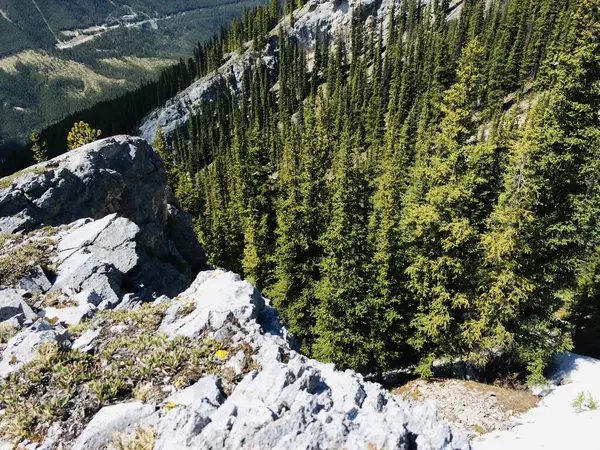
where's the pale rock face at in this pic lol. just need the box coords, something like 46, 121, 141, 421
139, 39, 279, 143
72, 402, 158, 450
154, 269, 467, 450
159, 270, 265, 338
0, 289, 35, 324
0, 137, 206, 312
16, 265, 52, 294
137, 0, 408, 145
0, 321, 70, 378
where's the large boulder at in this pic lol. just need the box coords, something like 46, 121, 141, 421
0, 136, 206, 304
0, 136, 205, 276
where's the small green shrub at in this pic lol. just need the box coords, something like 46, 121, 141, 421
111, 426, 155, 450
96, 303, 170, 331
573, 391, 598, 412
0, 324, 21, 344
0, 233, 24, 248
0, 238, 55, 287
473, 425, 487, 435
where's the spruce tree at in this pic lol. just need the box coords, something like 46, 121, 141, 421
400, 38, 496, 376
313, 123, 373, 372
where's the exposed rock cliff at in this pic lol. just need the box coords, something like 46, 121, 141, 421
0, 136, 469, 449
138, 0, 400, 144
0, 136, 205, 303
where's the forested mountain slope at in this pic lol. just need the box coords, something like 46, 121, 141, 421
144, 0, 600, 383
9, 0, 600, 386
0, 0, 254, 154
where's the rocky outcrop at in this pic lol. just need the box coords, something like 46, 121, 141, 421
0, 137, 469, 449
0, 136, 205, 303
138, 0, 400, 144
139, 38, 279, 143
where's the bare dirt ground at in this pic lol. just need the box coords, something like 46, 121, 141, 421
394, 379, 539, 438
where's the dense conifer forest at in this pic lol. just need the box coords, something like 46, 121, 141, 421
10, 0, 600, 383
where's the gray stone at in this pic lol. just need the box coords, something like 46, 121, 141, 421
0, 323, 70, 378
164, 375, 225, 411
53, 254, 122, 309
0, 136, 206, 302
51, 214, 141, 309
0, 289, 35, 324
16, 266, 52, 295
72, 328, 101, 353
115, 293, 142, 310
72, 402, 157, 450
155, 376, 225, 449
159, 270, 264, 338
151, 269, 470, 450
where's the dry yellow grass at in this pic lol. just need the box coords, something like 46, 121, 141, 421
99, 56, 174, 71
462, 380, 539, 414
0, 50, 126, 96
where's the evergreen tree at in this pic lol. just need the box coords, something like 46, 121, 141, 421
67, 121, 102, 150
400, 38, 496, 376
30, 132, 48, 164
313, 124, 373, 372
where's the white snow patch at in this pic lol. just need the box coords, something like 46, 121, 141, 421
474, 353, 600, 450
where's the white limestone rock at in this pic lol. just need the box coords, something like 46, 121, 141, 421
72, 328, 101, 353
150, 269, 470, 450
72, 402, 157, 450
0, 289, 35, 325
0, 321, 70, 378
159, 270, 264, 338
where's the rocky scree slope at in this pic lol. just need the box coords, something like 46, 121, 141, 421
138, 0, 403, 143
0, 136, 468, 449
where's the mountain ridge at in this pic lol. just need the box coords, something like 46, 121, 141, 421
0, 135, 470, 450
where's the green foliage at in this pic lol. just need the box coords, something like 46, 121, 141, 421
572, 391, 598, 412
67, 121, 101, 150
0, 238, 55, 287
0, 323, 21, 345
312, 123, 374, 372
157, 0, 597, 382
6, 0, 599, 385
30, 132, 47, 163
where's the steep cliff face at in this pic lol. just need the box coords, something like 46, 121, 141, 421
0, 136, 205, 301
0, 137, 469, 449
138, 0, 400, 144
